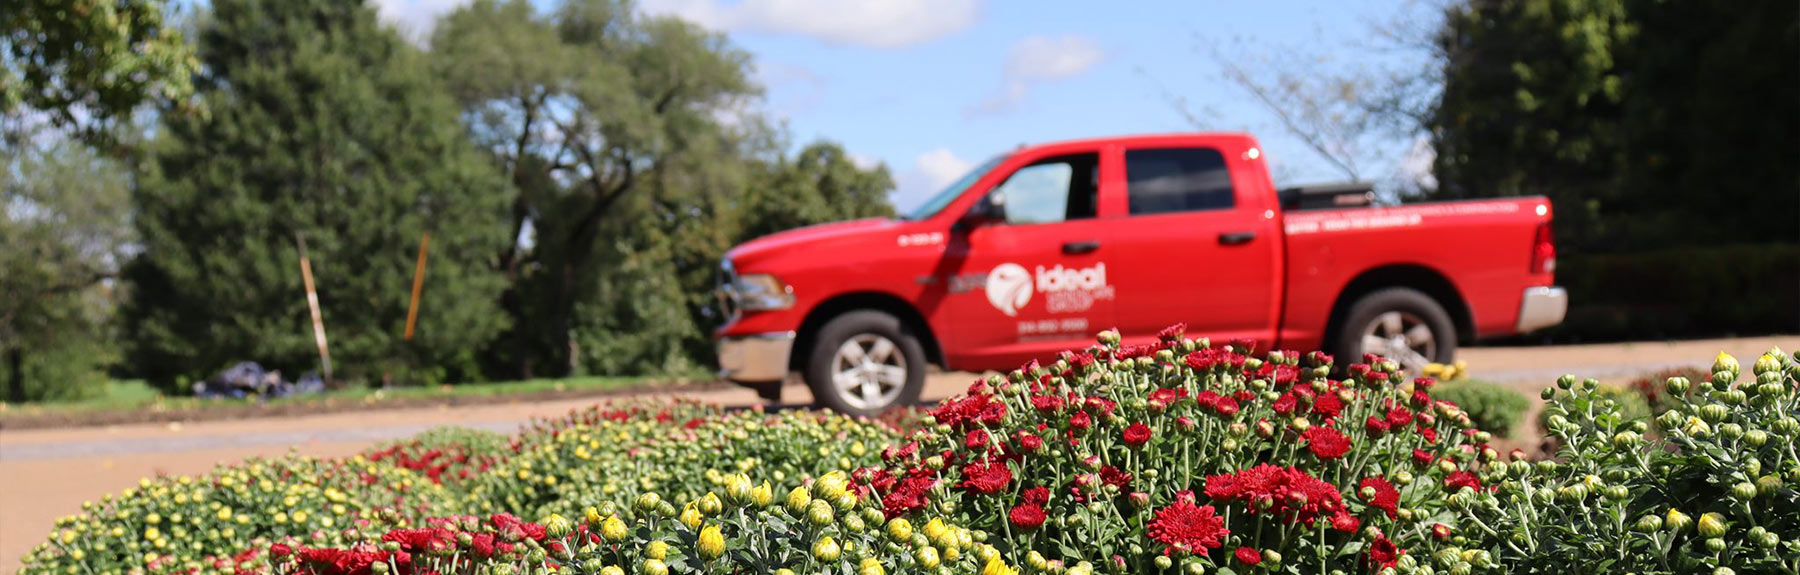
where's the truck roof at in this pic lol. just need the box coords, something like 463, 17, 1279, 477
1016, 131, 1258, 153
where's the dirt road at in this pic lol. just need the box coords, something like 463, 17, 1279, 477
3, 335, 1793, 570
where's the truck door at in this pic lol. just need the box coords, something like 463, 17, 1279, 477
1107, 145, 1280, 348
937, 150, 1116, 370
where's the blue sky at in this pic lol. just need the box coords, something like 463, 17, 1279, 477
375, 0, 1435, 210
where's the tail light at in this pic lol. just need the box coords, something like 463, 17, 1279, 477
1530, 219, 1556, 274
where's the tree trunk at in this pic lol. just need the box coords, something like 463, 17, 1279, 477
5, 346, 23, 404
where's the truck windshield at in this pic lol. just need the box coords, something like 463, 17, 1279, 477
902, 156, 1003, 220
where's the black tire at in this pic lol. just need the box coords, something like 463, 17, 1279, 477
803, 310, 927, 416
1331, 287, 1458, 372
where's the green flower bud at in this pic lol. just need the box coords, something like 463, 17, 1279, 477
1745, 429, 1770, 447
1719, 423, 1744, 440
1634, 515, 1663, 533
842, 513, 866, 534
1714, 353, 1741, 379
1541, 387, 1557, 400
635, 493, 662, 513
1665, 377, 1692, 396
812, 536, 842, 562
1715, 567, 1736, 575
1665, 509, 1692, 533
1756, 474, 1782, 496
1704, 537, 1727, 552
1153, 556, 1172, 570
1696, 512, 1727, 538
1612, 431, 1640, 450
807, 500, 835, 527
1732, 482, 1758, 500
915, 546, 941, 569
1699, 404, 1730, 422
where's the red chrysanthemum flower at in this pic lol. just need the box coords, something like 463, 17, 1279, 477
1366, 536, 1401, 569
1148, 387, 1189, 407
1158, 323, 1187, 342
959, 461, 1012, 495
1100, 465, 1133, 489
1184, 348, 1246, 371
1358, 476, 1400, 518
1145, 492, 1229, 556
1302, 426, 1352, 459
1205, 464, 1346, 525
1016, 432, 1044, 452
1272, 392, 1298, 414
1330, 511, 1361, 533
1069, 411, 1092, 431
1411, 448, 1435, 466
1023, 486, 1051, 505
1312, 392, 1345, 418
1386, 406, 1414, 428
1444, 470, 1482, 492
1123, 423, 1153, 447
1419, 426, 1439, 443
1234, 547, 1262, 565
1031, 394, 1064, 413
965, 429, 992, 451
1009, 504, 1047, 530
1432, 523, 1453, 539
1365, 415, 1390, 436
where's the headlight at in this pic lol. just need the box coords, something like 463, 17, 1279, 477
728, 273, 795, 311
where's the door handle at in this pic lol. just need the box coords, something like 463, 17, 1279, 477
1062, 240, 1101, 255
1218, 231, 1257, 246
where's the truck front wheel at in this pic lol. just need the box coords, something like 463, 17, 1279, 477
1333, 287, 1458, 375
803, 310, 927, 416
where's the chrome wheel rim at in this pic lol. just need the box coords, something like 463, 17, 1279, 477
831, 334, 906, 410
1359, 311, 1437, 373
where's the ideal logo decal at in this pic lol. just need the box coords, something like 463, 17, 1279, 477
985, 263, 1033, 317
984, 262, 1114, 316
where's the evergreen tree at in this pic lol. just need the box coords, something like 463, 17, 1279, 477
121, 0, 511, 390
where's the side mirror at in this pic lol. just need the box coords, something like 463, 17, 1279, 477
959, 192, 1006, 229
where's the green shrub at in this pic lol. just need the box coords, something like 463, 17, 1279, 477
1554, 243, 1800, 340
1537, 381, 1651, 433
1430, 379, 1531, 437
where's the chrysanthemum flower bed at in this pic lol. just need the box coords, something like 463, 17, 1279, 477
21, 328, 1799, 575
860, 326, 1491, 573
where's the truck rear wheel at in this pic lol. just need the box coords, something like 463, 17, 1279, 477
803, 310, 926, 416
1333, 287, 1457, 375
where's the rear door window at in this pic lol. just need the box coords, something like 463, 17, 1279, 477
1124, 148, 1234, 215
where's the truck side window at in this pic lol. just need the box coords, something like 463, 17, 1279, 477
1125, 148, 1234, 215
994, 153, 1099, 225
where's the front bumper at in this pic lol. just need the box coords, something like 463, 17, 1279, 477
1516, 286, 1568, 333
717, 331, 796, 383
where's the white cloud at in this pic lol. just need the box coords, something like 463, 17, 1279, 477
372, 0, 471, 43
892, 148, 976, 212
848, 152, 880, 171
969, 35, 1104, 116
641, 0, 980, 48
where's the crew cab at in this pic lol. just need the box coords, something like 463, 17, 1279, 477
715, 133, 1566, 415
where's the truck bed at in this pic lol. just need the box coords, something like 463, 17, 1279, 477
1277, 197, 1555, 350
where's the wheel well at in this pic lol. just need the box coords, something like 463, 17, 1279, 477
1322, 265, 1474, 350
790, 293, 945, 371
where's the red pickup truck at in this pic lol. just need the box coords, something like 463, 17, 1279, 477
715, 133, 1566, 414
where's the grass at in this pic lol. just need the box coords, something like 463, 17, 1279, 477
0, 375, 661, 422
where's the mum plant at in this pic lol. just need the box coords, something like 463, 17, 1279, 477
21, 454, 458, 575
222, 471, 999, 575
860, 326, 1497, 573
1449, 350, 1799, 575
464, 405, 899, 520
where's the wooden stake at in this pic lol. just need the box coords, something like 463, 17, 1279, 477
404, 232, 431, 341
296, 233, 333, 385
